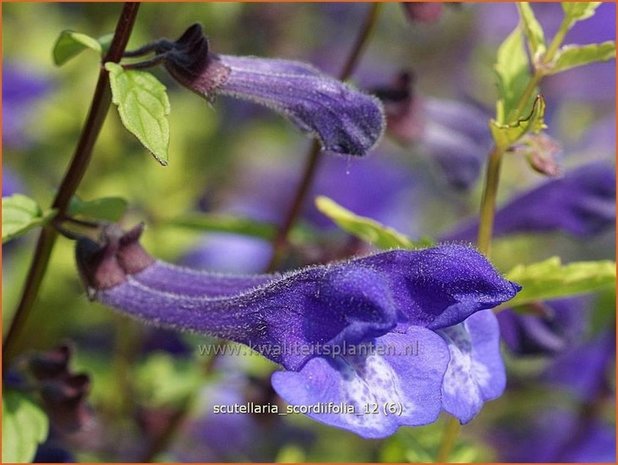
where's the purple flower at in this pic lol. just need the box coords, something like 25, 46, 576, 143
151, 24, 384, 156
443, 162, 616, 241
76, 225, 519, 437
275, 309, 506, 437
3, 63, 51, 149
437, 310, 505, 424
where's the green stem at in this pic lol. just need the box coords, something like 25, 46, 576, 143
266, 2, 382, 272
436, 416, 461, 462
3, 2, 140, 365
476, 146, 504, 256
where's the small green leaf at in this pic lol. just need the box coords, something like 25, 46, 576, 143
171, 213, 278, 240
549, 41, 616, 74
315, 196, 432, 250
562, 2, 602, 25
68, 196, 128, 222
490, 95, 546, 150
106, 62, 170, 166
494, 24, 531, 124
505, 257, 616, 308
3, 390, 49, 463
52, 30, 112, 66
2, 195, 56, 244
518, 3, 546, 56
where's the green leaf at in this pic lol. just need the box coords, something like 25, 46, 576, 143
494, 24, 531, 124
490, 94, 546, 150
170, 213, 277, 240
3, 390, 49, 463
52, 30, 112, 66
550, 41, 616, 74
562, 2, 602, 25
315, 196, 432, 250
106, 62, 170, 166
505, 257, 616, 308
518, 3, 546, 56
68, 196, 128, 222
2, 195, 56, 244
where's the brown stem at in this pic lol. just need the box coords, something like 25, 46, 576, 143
3, 2, 141, 365
266, 2, 382, 272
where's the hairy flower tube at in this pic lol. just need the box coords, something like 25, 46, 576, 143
76, 225, 519, 438
142, 24, 385, 156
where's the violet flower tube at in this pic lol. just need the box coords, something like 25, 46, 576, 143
151, 24, 385, 157
76, 225, 519, 438
443, 162, 616, 242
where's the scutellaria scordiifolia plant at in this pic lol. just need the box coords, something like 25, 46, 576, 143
76, 224, 519, 437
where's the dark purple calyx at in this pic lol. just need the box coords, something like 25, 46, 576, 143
75, 224, 154, 293
371, 71, 414, 104
371, 71, 425, 145
30, 344, 72, 380
155, 23, 231, 99
116, 223, 155, 274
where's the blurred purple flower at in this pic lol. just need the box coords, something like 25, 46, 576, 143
151, 24, 384, 156
373, 71, 492, 189
443, 162, 616, 241
226, 155, 413, 229
3, 63, 51, 149
402, 3, 444, 23
77, 227, 519, 437
490, 407, 616, 462
34, 441, 75, 463
543, 329, 615, 403
182, 154, 415, 273
421, 98, 492, 189
497, 297, 587, 356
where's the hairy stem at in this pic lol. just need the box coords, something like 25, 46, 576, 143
266, 2, 382, 272
3, 2, 141, 364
